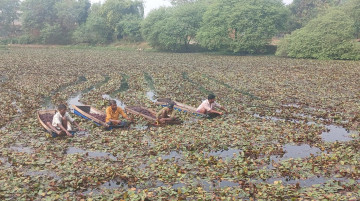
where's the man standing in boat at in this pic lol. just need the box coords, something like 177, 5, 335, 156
106, 100, 132, 127
156, 102, 177, 124
51, 104, 83, 137
196, 94, 227, 117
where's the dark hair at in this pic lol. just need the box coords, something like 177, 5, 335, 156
168, 102, 175, 109
58, 104, 67, 110
208, 94, 216, 100
109, 100, 117, 106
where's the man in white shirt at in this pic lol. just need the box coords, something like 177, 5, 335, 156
51, 104, 83, 137
196, 94, 227, 116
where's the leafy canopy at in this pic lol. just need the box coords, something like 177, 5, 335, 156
197, 0, 288, 53
276, 2, 360, 60
142, 1, 206, 51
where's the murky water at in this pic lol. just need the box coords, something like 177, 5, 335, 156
160, 151, 183, 160
100, 180, 128, 190
42, 76, 87, 109
266, 176, 327, 187
67, 93, 84, 112
0, 157, 12, 167
172, 183, 186, 189
142, 135, 154, 147
282, 104, 301, 108
254, 112, 357, 143
253, 113, 285, 122
24, 170, 61, 180
270, 144, 321, 163
102, 94, 126, 109
131, 124, 149, 131
83, 179, 128, 195
321, 125, 355, 142
65, 147, 117, 161
42, 96, 56, 109
10, 145, 34, 154
265, 176, 352, 187
206, 148, 242, 160
146, 91, 157, 102
112, 74, 129, 94
0, 75, 8, 83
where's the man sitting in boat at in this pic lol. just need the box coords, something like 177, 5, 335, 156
105, 100, 132, 127
156, 102, 177, 124
51, 104, 83, 137
196, 94, 227, 117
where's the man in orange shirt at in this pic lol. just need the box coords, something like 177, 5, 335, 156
105, 100, 132, 128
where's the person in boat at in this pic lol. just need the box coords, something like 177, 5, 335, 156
156, 102, 177, 124
196, 94, 227, 116
105, 100, 132, 127
52, 104, 83, 137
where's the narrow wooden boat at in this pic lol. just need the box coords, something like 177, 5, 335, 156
126, 106, 182, 125
37, 110, 76, 137
126, 106, 157, 122
72, 105, 129, 129
155, 98, 205, 117
72, 105, 107, 127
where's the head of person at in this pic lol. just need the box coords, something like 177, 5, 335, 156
208, 94, 216, 103
58, 104, 67, 116
109, 100, 117, 111
167, 102, 175, 110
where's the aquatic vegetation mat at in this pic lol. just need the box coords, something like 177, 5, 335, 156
0, 47, 359, 200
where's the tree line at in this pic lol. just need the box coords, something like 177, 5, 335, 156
0, 0, 359, 59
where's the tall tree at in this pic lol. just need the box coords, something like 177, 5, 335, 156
197, 0, 288, 53
100, 0, 144, 40
142, 1, 206, 51
0, 0, 20, 37
287, 0, 345, 31
21, 0, 91, 44
72, 3, 112, 44
276, 5, 360, 60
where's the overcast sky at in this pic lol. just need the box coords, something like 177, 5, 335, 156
90, 0, 294, 16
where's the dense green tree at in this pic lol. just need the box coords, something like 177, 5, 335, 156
343, 0, 360, 38
276, 7, 360, 60
0, 0, 20, 37
21, 0, 90, 44
21, 0, 60, 31
142, 1, 206, 51
197, 0, 288, 53
115, 14, 143, 42
72, 3, 111, 44
287, 0, 345, 31
100, 0, 143, 40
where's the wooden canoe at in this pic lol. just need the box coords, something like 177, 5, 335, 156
72, 105, 129, 129
126, 106, 182, 125
155, 98, 205, 117
37, 110, 76, 138
72, 105, 107, 127
126, 106, 157, 122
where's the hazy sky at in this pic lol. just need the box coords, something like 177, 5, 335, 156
90, 0, 294, 16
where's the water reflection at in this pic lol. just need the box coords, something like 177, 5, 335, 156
322, 125, 355, 142
270, 144, 321, 163
146, 91, 157, 102
10, 145, 34, 154
102, 94, 126, 109
65, 147, 117, 161
206, 148, 242, 160
160, 151, 183, 160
